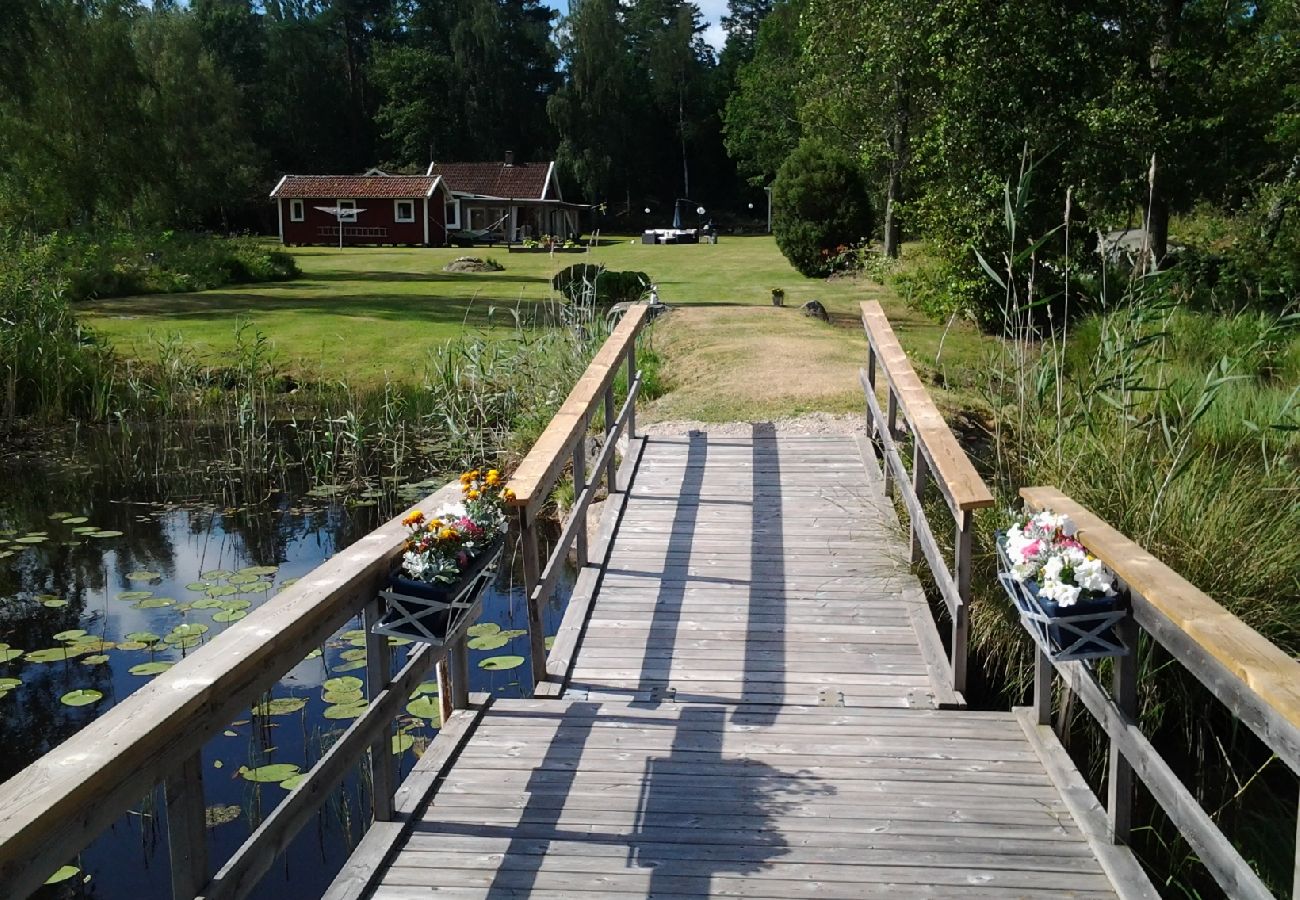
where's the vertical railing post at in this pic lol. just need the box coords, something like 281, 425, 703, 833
1034, 647, 1053, 726
603, 384, 618, 492
518, 508, 547, 691
572, 416, 589, 569
363, 598, 395, 822
883, 389, 899, 497
449, 631, 470, 711
164, 752, 208, 899
1108, 613, 1138, 844
910, 441, 929, 564
951, 509, 972, 695
626, 348, 637, 441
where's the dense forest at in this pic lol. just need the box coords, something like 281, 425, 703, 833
0, 0, 1297, 315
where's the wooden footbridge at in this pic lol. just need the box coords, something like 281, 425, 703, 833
2, 303, 1298, 899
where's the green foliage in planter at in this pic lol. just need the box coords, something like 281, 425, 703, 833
771, 138, 874, 277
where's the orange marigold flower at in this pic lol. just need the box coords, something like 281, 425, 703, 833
438, 527, 458, 541
503, 487, 517, 503
467, 489, 481, 500
402, 511, 425, 527
485, 469, 501, 486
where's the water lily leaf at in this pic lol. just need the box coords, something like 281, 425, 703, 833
125, 631, 160, 643
221, 599, 252, 611
212, 610, 248, 623
238, 763, 300, 783
14, 536, 47, 544
253, 697, 307, 716
133, 598, 174, 610
129, 661, 174, 676
323, 702, 366, 719
60, 689, 103, 707
227, 572, 260, 585
279, 577, 299, 589
478, 655, 525, 672
405, 697, 440, 720
48, 512, 72, 520
302, 648, 323, 660
114, 641, 149, 651
87, 530, 124, 538
392, 733, 415, 754
341, 629, 366, 640
200, 569, 233, 580
387, 636, 413, 647
126, 571, 161, 582
72, 526, 100, 534
169, 623, 209, 639
322, 688, 363, 705
323, 676, 363, 693
333, 659, 367, 672
205, 804, 241, 827
238, 565, 279, 577
213, 759, 223, 769
45, 866, 79, 885
279, 774, 305, 790
0, 649, 20, 664
80, 654, 110, 666
205, 585, 237, 597
339, 648, 367, 661
467, 634, 510, 651
0, 690, 11, 700
167, 635, 202, 649
54, 629, 87, 642
185, 582, 214, 593
544, 635, 555, 650
466, 623, 501, 638
116, 590, 153, 602
61, 516, 89, 525
409, 680, 439, 698
191, 598, 225, 610
499, 629, 527, 639
0, 677, 21, 689
41, 598, 68, 608
25, 648, 70, 663
65, 640, 113, 656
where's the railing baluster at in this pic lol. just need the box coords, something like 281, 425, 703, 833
883, 388, 898, 497
165, 752, 208, 899
449, 631, 470, 711
951, 510, 972, 695
572, 416, 589, 569
1109, 613, 1138, 844
518, 509, 547, 690
362, 599, 395, 822
435, 656, 453, 724
626, 349, 637, 441
1034, 647, 1053, 727
910, 441, 928, 565
603, 384, 618, 492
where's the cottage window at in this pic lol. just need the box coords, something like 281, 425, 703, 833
337, 199, 357, 222
289, 199, 304, 222
394, 200, 415, 223
445, 201, 460, 229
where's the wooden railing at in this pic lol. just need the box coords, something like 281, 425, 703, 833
1021, 487, 1300, 900
0, 304, 651, 899
0, 479, 473, 900
859, 300, 994, 698
505, 303, 650, 694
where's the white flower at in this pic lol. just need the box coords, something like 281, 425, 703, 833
433, 502, 468, 521
1041, 555, 1065, 583
1010, 560, 1038, 583
1039, 578, 1082, 607
1075, 557, 1114, 595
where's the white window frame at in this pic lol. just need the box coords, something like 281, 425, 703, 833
289, 199, 304, 222
337, 199, 357, 223
394, 199, 416, 223
445, 199, 460, 229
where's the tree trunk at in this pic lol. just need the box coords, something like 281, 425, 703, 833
1142, 0, 1183, 273
883, 77, 909, 259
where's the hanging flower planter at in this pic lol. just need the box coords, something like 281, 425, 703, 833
996, 511, 1129, 662
372, 469, 514, 646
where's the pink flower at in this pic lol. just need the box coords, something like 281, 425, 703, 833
1022, 540, 1041, 560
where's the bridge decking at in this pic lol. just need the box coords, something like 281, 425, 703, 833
349, 433, 1130, 898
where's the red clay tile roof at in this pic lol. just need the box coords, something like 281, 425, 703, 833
271, 175, 440, 199
429, 162, 552, 199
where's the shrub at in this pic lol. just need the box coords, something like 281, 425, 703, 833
552, 264, 650, 307
771, 138, 875, 277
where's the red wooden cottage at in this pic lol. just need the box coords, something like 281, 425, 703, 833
270, 156, 581, 248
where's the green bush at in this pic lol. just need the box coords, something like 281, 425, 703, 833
552, 264, 650, 307
771, 138, 874, 277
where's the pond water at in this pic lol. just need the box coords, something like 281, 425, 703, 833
0, 433, 573, 899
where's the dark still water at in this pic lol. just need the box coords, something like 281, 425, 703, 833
0, 433, 573, 899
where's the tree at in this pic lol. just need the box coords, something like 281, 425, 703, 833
722, 0, 804, 189
771, 137, 874, 277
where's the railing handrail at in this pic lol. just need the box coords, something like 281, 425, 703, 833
0, 480, 463, 899
1021, 486, 1300, 768
506, 303, 650, 518
860, 300, 993, 513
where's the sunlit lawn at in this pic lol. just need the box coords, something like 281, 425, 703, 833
82, 236, 994, 420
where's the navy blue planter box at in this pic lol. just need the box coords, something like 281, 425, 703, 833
374, 536, 505, 645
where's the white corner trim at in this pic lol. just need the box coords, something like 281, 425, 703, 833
542, 162, 555, 200
277, 198, 284, 243
425, 175, 442, 198
270, 174, 287, 199
423, 197, 430, 245
426, 161, 435, 177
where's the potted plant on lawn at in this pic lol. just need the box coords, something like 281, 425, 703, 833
372, 469, 513, 645
996, 510, 1128, 661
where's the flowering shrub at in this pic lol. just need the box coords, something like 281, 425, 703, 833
399, 469, 514, 583
1001, 511, 1116, 607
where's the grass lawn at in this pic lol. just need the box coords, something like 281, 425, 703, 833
81, 236, 995, 422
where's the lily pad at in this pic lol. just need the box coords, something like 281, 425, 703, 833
129, 661, 174, 676
498, 629, 527, 639
253, 697, 308, 716
239, 763, 301, 784
204, 585, 238, 597
339, 648, 367, 661
544, 635, 556, 650
323, 676, 363, 693
279, 774, 306, 790
24, 648, 71, 663
322, 688, 364, 704
87, 530, 124, 538
168, 623, 209, 639
80, 654, 110, 666
409, 680, 439, 698
48, 512, 72, 520
133, 598, 175, 609
388, 636, 414, 647
302, 648, 323, 661
205, 804, 241, 827
41, 598, 68, 608
14, 535, 47, 544
72, 526, 100, 534
212, 610, 248, 623
0, 677, 21, 689
200, 569, 233, 580
392, 733, 415, 754
54, 629, 87, 642
125, 631, 161, 643
60, 688, 103, 707
126, 571, 162, 582
221, 599, 253, 611
406, 697, 441, 720
115, 590, 153, 602
478, 655, 525, 672
191, 598, 225, 610
44, 866, 80, 885
332, 659, 367, 672
323, 702, 367, 719
227, 572, 261, 585
467, 634, 510, 651
185, 582, 214, 593
61, 516, 89, 525
0, 649, 21, 664
239, 565, 279, 576
114, 641, 150, 651
466, 623, 501, 638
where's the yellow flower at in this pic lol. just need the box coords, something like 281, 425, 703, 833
402, 511, 425, 527
467, 488, 481, 500
438, 526, 458, 541
485, 469, 501, 486
459, 471, 473, 484
426, 520, 440, 533
503, 487, 517, 503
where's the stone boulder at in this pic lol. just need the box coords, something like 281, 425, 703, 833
801, 299, 830, 322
